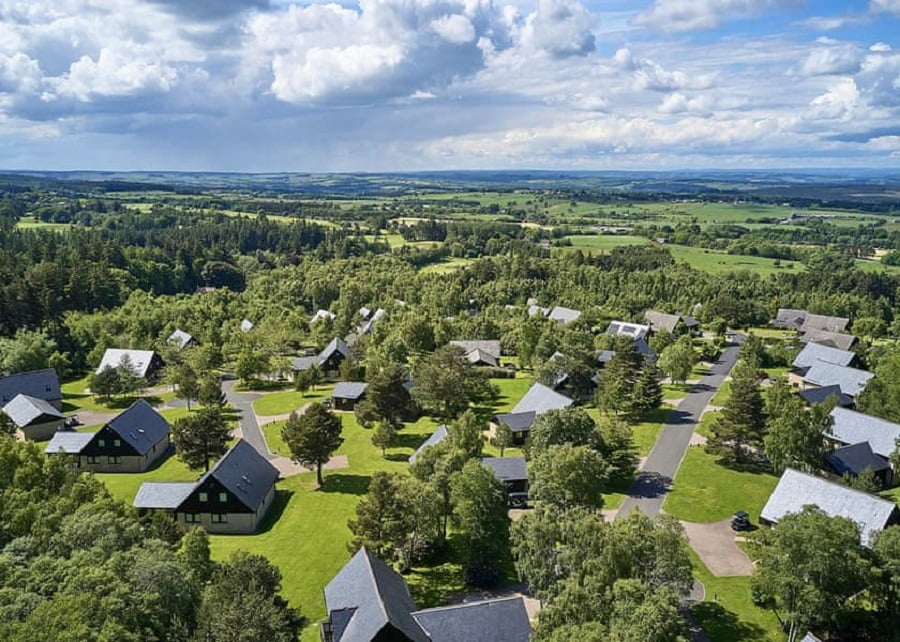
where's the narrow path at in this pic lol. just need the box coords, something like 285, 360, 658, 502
615, 336, 743, 520
222, 379, 275, 460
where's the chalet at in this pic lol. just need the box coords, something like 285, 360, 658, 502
44, 399, 170, 472
791, 342, 856, 373
321, 547, 531, 642
490, 383, 573, 444
311, 309, 337, 324
167, 329, 198, 351
482, 456, 529, 504
801, 362, 873, 399
772, 309, 851, 334
449, 340, 501, 368
358, 308, 385, 336
596, 338, 658, 367
797, 385, 852, 408
826, 443, 892, 487
96, 348, 164, 381
644, 310, 700, 335
409, 425, 448, 465
0, 368, 62, 409
801, 634, 823, 642
292, 338, 355, 374
240, 318, 255, 333
134, 439, 279, 534
772, 308, 808, 330
548, 306, 582, 325
760, 468, 900, 547
332, 382, 368, 411
606, 321, 650, 341
826, 408, 900, 485
2, 394, 65, 441
801, 329, 857, 351
528, 304, 550, 318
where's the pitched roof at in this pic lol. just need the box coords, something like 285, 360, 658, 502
133, 482, 198, 509
96, 349, 159, 378
801, 313, 850, 334
323, 548, 429, 642
634, 338, 658, 360
773, 308, 807, 329
449, 340, 501, 358
803, 362, 873, 397
797, 385, 852, 407
409, 425, 448, 464
167, 329, 195, 350
240, 319, 254, 332
359, 306, 372, 320
606, 321, 650, 340
1, 394, 64, 428
493, 411, 537, 433
829, 407, 900, 459
319, 337, 354, 363
311, 309, 336, 324
45, 431, 94, 454
801, 329, 857, 351
482, 457, 528, 482
412, 596, 531, 642
511, 383, 573, 415
527, 304, 549, 318
198, 440, 279, 512
761, 468, 897, 546
358, 308, 385, 336
792, 342, 855, 370
548, 306, 582, 324
801, 633, 823, 642
291, 355, 318, 371
106, 400, 170, 455
826, 442, 890, 477
333, 382, 368, 400
0, 368, 61, 405
644, 310, 683, 333
466, 349, 498, 367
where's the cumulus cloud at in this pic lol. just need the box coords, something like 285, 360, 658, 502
146, 0, 270, 19
798, 41, 862, 76
614, 48, 715, 91
808, 78, 859, 120
855, 46, 900, 107
48, 48, 181, 101
518, 0, 596, 57
871, 0, 900, 16
635, 0, 802, 33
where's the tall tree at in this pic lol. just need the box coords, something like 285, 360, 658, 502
371, 421, 395, 457
282, 403, 343, 487
764, 393, 832, 473
198, 375, 226, 408
171, 407, 231, 472
354, 362, 413, 428
528, 444, 609, 510
527, 407, 598, 456
657, 336, 697, 386
446, 409, 485, 461
411, 345, 494, 420
177, 368, 200, 411
90, 365, 119, 401
708, 359, 765, 464
491, 421, 513, 457
632, 362, 663, 417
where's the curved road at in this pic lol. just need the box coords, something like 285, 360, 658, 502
222, 379, 276, 460
616, 335, 743, 519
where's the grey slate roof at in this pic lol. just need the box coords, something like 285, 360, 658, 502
801, 313, 850, 334
320, 337, 354, 363
597, 349, 617, 364
412, 596, 531, 642
803, 362, 873, 397
482, 457, 528, 483
826, 442, 890, 477
792, 342, 855, 370
409, 425, 448, 464
357, 308, 385, 336
449, 340, 501, 358
311, 309, 336, 324
797, 385, 852, 407
801, 329, 857, 351
106, 400, 170, 455
324, 547, 429, 642
761, 468, 897, 546
548, 306, 582, 324
829, 407, 900, 459
1, 394, 64, 428
333, 382, 368, 400
291, 355, 318, 371
133, 482, 198, 509
511, 382, 573, 415
494, 411, 537, 433
528, 304, 550, 318
199, 440, 279, 512
644, 310, 683, 333
0, 368, 61, 405
466, 349, 498, 367
606, 321, 650, 340
167, 329, 195, 350
801, 633, 823, 642
240, 319, 254, 332
96, 349, 159, 378
773, 308, 807, 330
45, 431, 95, 454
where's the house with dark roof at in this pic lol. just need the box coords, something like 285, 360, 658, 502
490, 383, 573, 444
482, 457, 529, 504
797, 385, 852, 408
167, 329, 198, 351
760, 468, 900, 546
134, 439, 279, 534
45, 399, 170, 472
292, 338, 356, 375
801, 313, 850, 335
596, 339, 658, 369
0, 368, 62, 409
801, 362, 873, 398
772, 308, 808, 330
321, 548, 531, 642
644, 310, 700, 335
827, 408, 900, 485
332, 382, 369, 411
409, 425, 448, 465
826, 443, 892, 487
2, 394, 65, 441
96, 348, 164, 380
801, 329, 857, 351
491, 411, 537, 446
449, 340, 501, 367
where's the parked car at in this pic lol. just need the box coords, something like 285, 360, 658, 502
508, 492, 528, 509
731, 510, 751, 531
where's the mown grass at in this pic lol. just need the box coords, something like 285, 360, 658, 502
667, 245, 804, 276
252, 385, 335, 416
563, 234, 649, 250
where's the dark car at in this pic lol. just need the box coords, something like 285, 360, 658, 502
731, 510, 751, 531
508, 492, 528, 509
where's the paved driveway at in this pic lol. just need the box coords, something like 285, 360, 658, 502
681, 520, 754, 577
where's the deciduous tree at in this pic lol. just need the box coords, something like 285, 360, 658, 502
282, 403, 343, 487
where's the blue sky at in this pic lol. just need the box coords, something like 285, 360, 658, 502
0, 0, 899, 171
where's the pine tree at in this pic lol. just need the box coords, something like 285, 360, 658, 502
632, 362, 663, 418
282, 403, 343, 487
709, 360, 765, 464
371, 421, 395, 457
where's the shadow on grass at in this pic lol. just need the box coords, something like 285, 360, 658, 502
321, 473, 371, 496
255, 489, 296, 534
392, 432, 428, 451
384, 453, 412, 463
691, 602, 769, 642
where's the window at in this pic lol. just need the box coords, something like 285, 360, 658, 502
108, 456, 120, 465
98, 439, 105, 447
113, 439, 121, 447
87, 456, 100, 464
184, 513, 200, 524
211, 514, 228, 524
199, 492, 208, 502
218, 492, 228, 503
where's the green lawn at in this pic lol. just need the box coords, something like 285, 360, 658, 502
420, 257, 474, 274
563, 234, 649, 250
664, 447, 779, 524
663, 383, 692, 400
95, 447, 200, 503
252, 385, 335, 416
667, 245, 804, 276
632, 407, 672, 456
262, 420, 290, 457
489, 374, 535, 415
61, 374, 174, 413
711, 381, 732, 407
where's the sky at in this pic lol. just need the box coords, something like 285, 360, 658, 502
1, 0, 899, 172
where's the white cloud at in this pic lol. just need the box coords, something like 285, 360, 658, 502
855, 47, 900, 107
48, 47, 181, 100
871, 0, 900, 16
431, 14, 476, 44
799, 42, 862, 76
518, 0, 596, 57
614, 47, 715, 91
635, 0, 801, 33
808, 78, 859, 120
